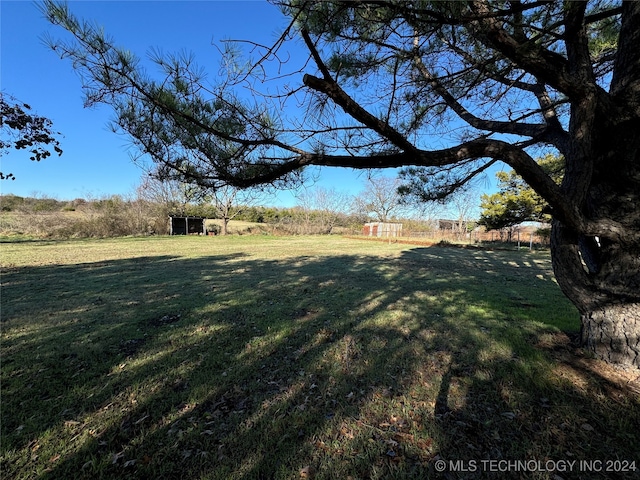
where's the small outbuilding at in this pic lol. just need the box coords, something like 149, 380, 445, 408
169, 216, 207, 235
363, 222, 403, 238
437, 219, 470, 232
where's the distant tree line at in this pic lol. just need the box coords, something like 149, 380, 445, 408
0, 194, 71, 212
1, 173, 444, 238
0, 192, 378, 238
1, 159, 558, 240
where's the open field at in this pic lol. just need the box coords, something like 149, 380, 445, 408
1, 235, 639, 479
205, 219, 270, 235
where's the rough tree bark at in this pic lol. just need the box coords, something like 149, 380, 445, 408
546, 2, 640, 368
551, 112, 640, 368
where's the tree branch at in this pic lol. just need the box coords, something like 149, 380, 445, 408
611, 1, 640, 103
410, 43, 549, 139
563, 2, 595, 86
469, 0, 587, 100
300, 29, 420, 154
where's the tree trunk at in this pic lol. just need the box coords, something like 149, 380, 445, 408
222, 217, 229, 235
552, 223, 640, 369
550, 109, 640, 369
580, 303, 640, 366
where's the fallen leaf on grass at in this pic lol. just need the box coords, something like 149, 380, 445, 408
314, 440, 329, 452
300, 465, 315, 478
393, 432, 414, 443
416, 438, 433, 450
340, 425, 354, 439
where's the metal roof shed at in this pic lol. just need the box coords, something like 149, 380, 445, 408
169, 216, 207, 235
363, 222, 403, 237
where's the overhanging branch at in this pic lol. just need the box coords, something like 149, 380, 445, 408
300, 30, 419, 154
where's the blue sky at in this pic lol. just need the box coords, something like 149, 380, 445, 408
1, 1, 497, 210
1, 0, 375, 205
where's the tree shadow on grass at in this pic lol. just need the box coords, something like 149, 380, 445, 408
1, 244, 638, 479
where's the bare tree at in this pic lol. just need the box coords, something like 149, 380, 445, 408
295, 186, 350, 234
411, 201, 443, 232
204, 185, 266, 235
353, 176, 406, 222
136, 175, 200, 233
448, 188, 480, 240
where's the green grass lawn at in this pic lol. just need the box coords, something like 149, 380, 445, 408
1, 235, 638, 479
